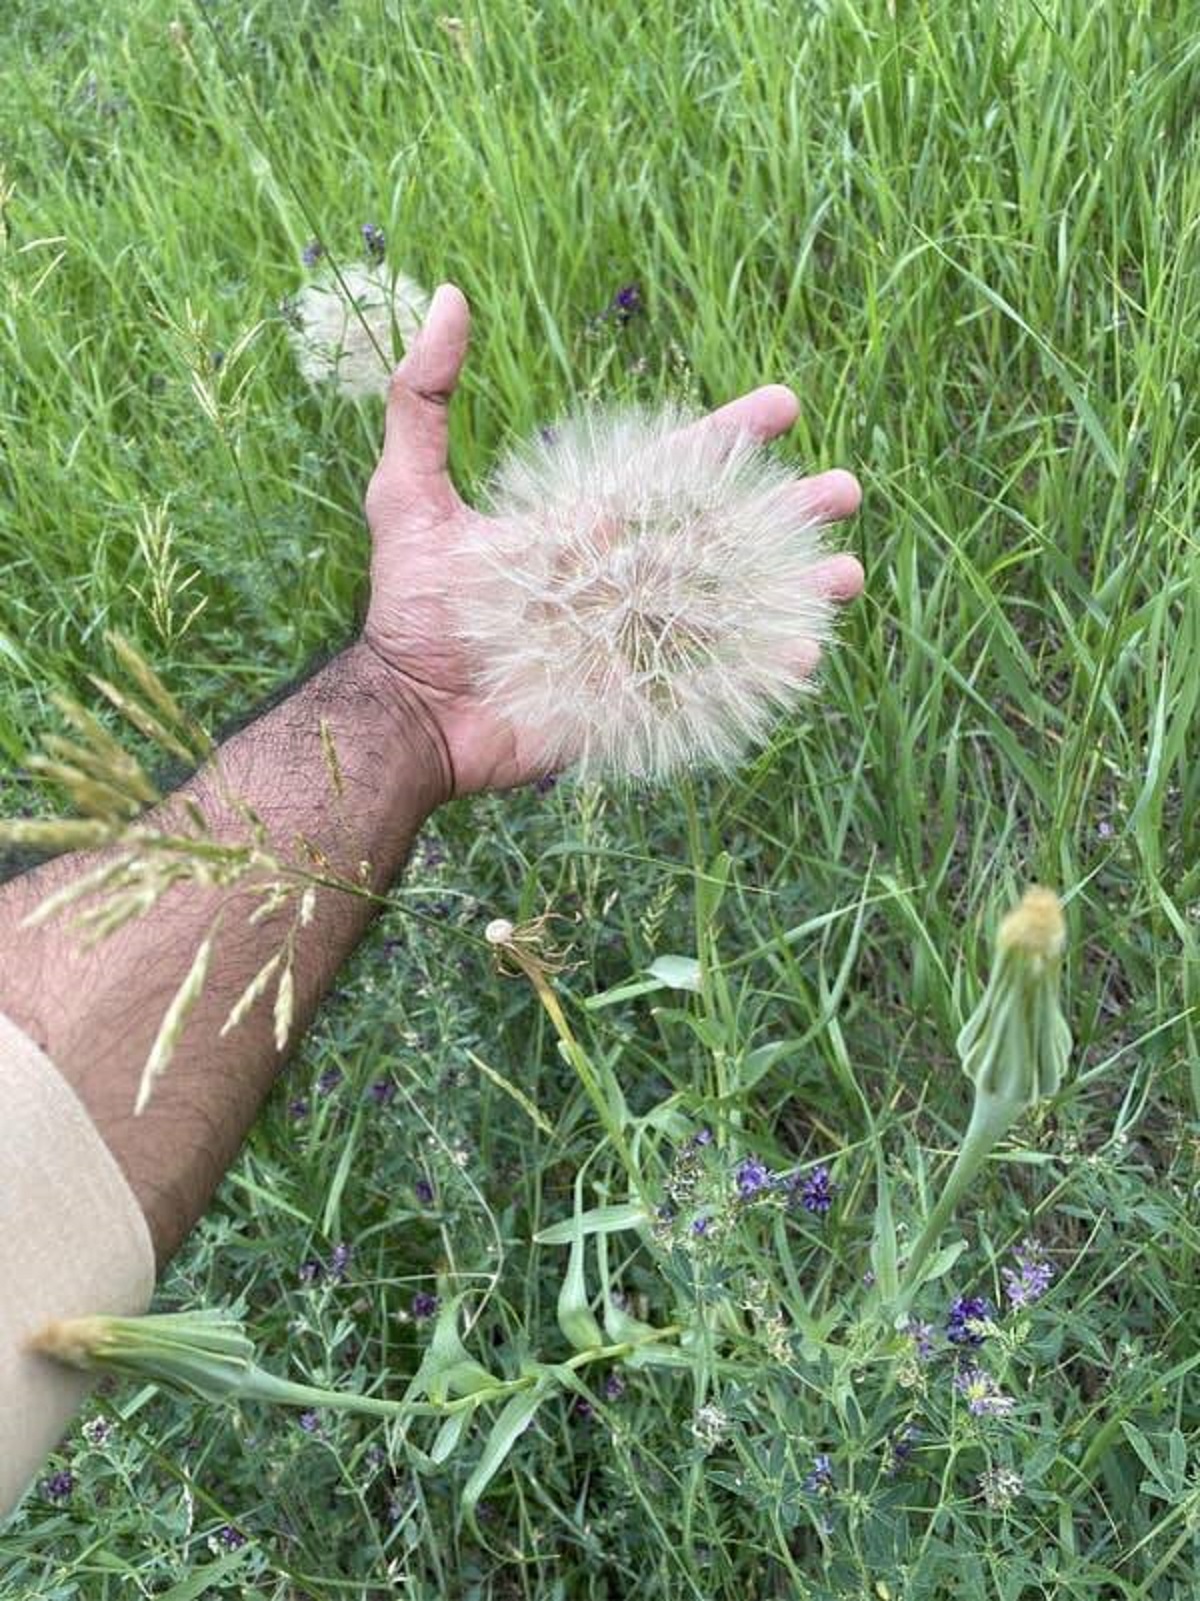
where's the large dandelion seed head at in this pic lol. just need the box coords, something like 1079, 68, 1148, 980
457, 403, 841, 781
288, 264, 429, 400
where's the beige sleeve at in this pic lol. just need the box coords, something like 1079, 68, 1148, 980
0, 1011, 155, 1522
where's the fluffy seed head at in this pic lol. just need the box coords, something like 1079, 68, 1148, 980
288, 264, 429, 400
457, 404, 840, 780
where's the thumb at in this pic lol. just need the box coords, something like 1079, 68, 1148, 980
380, 282, 470, 483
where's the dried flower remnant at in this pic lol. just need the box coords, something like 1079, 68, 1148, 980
691, 1402, 730, 1452
458, 403, 844, 781
288, 264, 429, 401
978, 1464, 1024, 1510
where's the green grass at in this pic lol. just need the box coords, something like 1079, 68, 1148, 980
1, 0, 1198, 1595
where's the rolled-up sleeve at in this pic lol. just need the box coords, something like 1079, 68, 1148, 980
0, 1011, 154, 1521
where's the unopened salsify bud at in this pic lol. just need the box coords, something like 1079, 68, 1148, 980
957, 886, 1072, 1109
898, 886, 1073, 1305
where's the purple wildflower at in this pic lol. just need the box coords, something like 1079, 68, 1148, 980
214, 1525, 247, 1550
81, 1416, 113, 1447
533, 772, 559, 795
328, 1242, 352, 1281
735, 1156, 772, 1198
946, 1295, 995, 1347
411, 1290, 439, 1320
691, 1127, 713, 1148
316, 1067, 343, 1096
798, 1164, 835, 1216
603, 1372, 626, 1402
298, 1410, 321, 1434
288, 1096, 310, 1120
298, 1258, 324, 1285
361, 221, 386, 262
690, 1215, 710, 1237
611, 283, 642, 322
414, 1177, 435, 1206
954, 1366, 1015, 1418
572, 1397, 595, 1422
368, 1079, 397, 1107
301, 238, 324, 267
41, 1469, 74, 1503
903, 1317, 937, 1362
804, 1453, 834, 1494
1002, 1238, 1055, 1309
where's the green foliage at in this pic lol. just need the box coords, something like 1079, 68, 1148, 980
2, 0, 1199, 1596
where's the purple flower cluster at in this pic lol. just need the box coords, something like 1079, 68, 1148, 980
213, 1525, 247, 1550
954, 1366, 1014, 1418
361, 221, 386, 262
368, 1079, 397, 1107
40, 1469, 74, 1503
411, 1290, 439, 1320
298, 1410, 321, 1434
796, 1164, 834, 1216
414, 1177, 435, 1206
946, 1295, 995, 1347
904, 1317, 937, 1362
735, 1156, 772, 1198
301, 239, 324, 267
1002, 1238, 1054, 1308
299, 1242, 353, 1285
316, 1067, 343, 1096
803, 1452, 834, 1494
610, 283, 642, 322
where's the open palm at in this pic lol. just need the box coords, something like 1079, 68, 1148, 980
361, 284, 864, 795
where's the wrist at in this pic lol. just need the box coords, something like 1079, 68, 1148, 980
345, 640, 455, 810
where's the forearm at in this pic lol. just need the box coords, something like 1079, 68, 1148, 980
0, 641, 450, 1268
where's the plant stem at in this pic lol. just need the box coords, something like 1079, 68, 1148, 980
897, 1092, 1018, 1306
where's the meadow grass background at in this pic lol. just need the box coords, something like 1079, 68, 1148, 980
1, 0, 1198, 1596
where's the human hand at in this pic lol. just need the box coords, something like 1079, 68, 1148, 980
362, 283, 864, 795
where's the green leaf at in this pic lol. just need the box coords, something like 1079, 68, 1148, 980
535, 1203, 648, 1245
431, 1407, 472, 1464
556, 1173, 606, 1351
646, 954, 702, 991
154, 1550, 251, 1601
406, 1295, 494, 1405
462, 1384, 548, 1515
738, 1040, 798, 1090
915, 1238, 968, 1287
869, 1149, 899, 1303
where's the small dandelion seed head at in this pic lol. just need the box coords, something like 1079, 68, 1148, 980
454, 403, 841, 781
485, 918, 515, 945
287, 264, 429, 401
